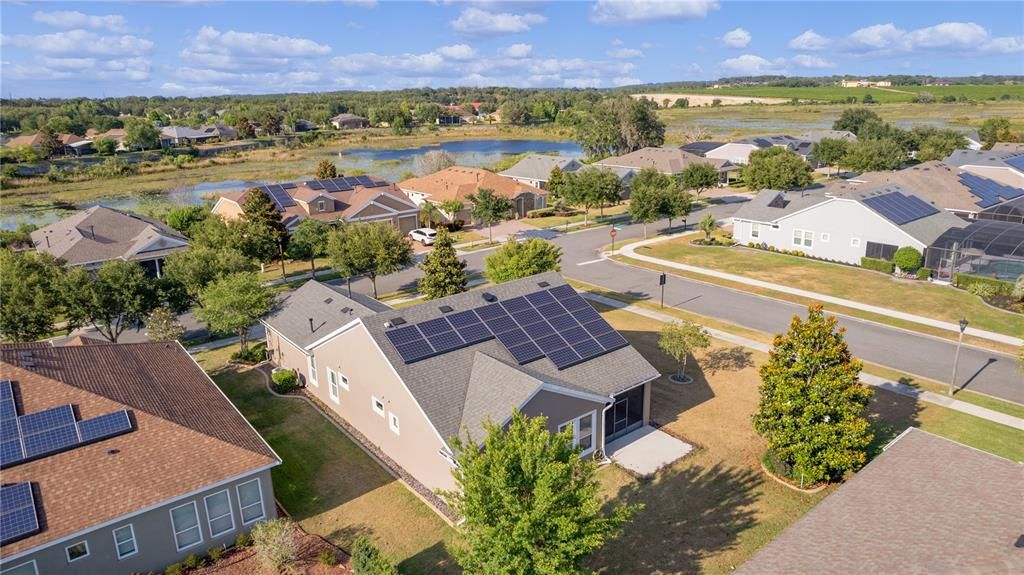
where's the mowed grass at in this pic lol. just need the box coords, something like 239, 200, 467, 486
195, 348, 460, 574
635, 238, 1024, 338
588, 306, 1023, 574
523, 203, 631, 229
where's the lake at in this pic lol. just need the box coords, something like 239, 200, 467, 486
0, 139, 583, 230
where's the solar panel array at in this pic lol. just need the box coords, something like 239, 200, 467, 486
959, 173, 1024, 208
0, 380, 134, 469
861, 191, 940, 225
384, 284, 629, 370
1005, 153, 1024, 171
256, 177, 389, 210
0, 483, 39, 545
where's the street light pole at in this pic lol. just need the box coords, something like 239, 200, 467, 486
949, 318, 968, 396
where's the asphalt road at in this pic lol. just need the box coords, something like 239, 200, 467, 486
338, 203, 1022, 404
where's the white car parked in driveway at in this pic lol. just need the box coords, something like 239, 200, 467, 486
409, 228, 437, 245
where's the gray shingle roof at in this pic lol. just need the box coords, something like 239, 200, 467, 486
944, 149, 1021, 169
851, 184, 969, 245
732, 189, 831, 223
797, 130, 857, 142
737, 428, 1024, 575
360, 272, 660, 441
30, 206, 188, 266
735, 134, 803, 148
680, 141, 726, 156
458, 352, 544, 443
498, 155, 582, 181
263, 281, 391, 349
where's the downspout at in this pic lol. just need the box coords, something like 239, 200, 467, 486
598, 398, 614, 464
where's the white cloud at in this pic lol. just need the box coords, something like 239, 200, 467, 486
4, 54, 150, 82
500, 43, 533, 58
342, 0, 377, 7
187, 26, 330, 60
641, 41, 654, 49
789, 29, 828, 51
982, 36, 1024, 54
160, 82, 233, 96
719, 54, 786, 75
607, 48, 643, 58
437, 44, 478, 60
686, 62, 703, 74
592, 0, 719, 24
791, 54, 835, 68
841, 21, 1022, 54
331, 52, 447, 76
564, 78, 602, 88
613, 76, 642, 86
722, 27, 751, 48
451, 7, 545, 35
32, 10, 127, 32
1, 30, 153, 56
611, 38, 624, 46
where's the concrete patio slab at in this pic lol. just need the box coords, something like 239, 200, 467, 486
606, 425, 693, 477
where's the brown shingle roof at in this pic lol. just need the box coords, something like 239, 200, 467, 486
737, 428, 1024, 575
0, 343, 279, 556
30, 206, 188, 266
595, 146, 736, 174
219, 180, 417, 224
398, 166, 546, 203
824, 160, 986, 212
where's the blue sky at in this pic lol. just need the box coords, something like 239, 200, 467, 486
1, 1, 1022, 98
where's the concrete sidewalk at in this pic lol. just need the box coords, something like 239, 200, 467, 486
618, 232, 1023, 348
581, 291, 1024, 431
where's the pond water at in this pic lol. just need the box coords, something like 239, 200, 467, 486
1, 139, 582, 229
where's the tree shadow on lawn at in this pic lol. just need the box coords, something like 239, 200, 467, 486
702, 346, 755, 375
591, 462, 762, 574
398, 541, 462, 575
620, 328, 716, 419
865, 386, 924, 460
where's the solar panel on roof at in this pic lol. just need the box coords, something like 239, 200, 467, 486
395, 339, 434, 362
448, 310, 481, 328
596, 331, 629, 352
548, 314, 577, 331
560, 326, 591, 345
483, 315, 518, 334
0, 440, 24, 467
426, 331, 465, 354
0, 380, 12, 400
522, 321, 555, 339
262, 184, 296, 209
501, 297, 532, 313
77, 410, 133, 443
509, 308, 542, 326
355, 175, 373, 186
536, 301, 565, 317
331, 177, 354, 191
959, 173, 1024, 208
385, 325, 424, 346
23, 425, 79, 458
507, 341, 544, 365
548, 285, 576, 300
524, 291, 556, 307
456, 323, 492, 345
572, 338, 605, 361
419, 317, 454, 336
307, 181, 324, 190
862, 191, 939, 225
1005, 154, 1024, 171
496, 328, 530, 348
0, 483, 39, 546
19, 405, 75, 435
548, 346, 582, 370
281, 182, 298, 189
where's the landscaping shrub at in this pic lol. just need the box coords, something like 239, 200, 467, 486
526, 207, 557, 218
967, 282, 998, 299
1014, 275, 1024, 301
892, 246, 922, 272
351, 536, 399, 575
860, 257, 895, 274
183, 553, 205, 569
164, 563, 183, 575
318, 549, 338, 566
954, 273, 1013, 295
231, 345, 265, 365
252, 519, 297, 572
916, 267, 932, 280
235, 531, 253, 548
208, 546, 224, 562
271, 370, 298, 394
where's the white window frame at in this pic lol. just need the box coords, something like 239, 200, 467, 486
328, 368, 349, 392
307, 355, 318, 387
820, 232, 830, 242
795, 230, 813, 248
236, 478, 266, 526
792, 228, 803, 246
317, 199, 326, 212
558, 410, 597, 456
169, 501, 204, 552
340, 373, 349, 391
112, 524, 138, 560
389, 412, 400, 435
750, 223, 759, 239
851, 237, 861, 248
0, 560, 38, 575
203, 489, 236, 538
372, 396, 385, 417
328, 377, 340, 404
65, 540, 90, 563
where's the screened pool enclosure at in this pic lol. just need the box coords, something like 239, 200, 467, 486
925, 220, 1024, 281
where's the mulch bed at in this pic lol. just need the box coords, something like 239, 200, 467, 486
192, 525, 353, 575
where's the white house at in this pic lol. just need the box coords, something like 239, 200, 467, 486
498, 155, 583, 190
704, 135, 808, 165
731, 185, 967, 265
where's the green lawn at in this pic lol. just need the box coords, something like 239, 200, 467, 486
523, 204, 631, 229
635, 238, 1024, 338
644, 84, 1024, 104
195, 348, 460, 574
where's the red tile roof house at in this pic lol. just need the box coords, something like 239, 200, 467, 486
0, 342, 280, 575
260, 273, 660, 507
398, 166, 548, 222
212, 176, 420, 233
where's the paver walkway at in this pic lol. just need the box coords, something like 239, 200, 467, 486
618, 232, 1023, 347
581, 292, 1024, 431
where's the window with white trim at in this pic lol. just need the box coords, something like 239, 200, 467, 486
851, 237, 861, 247
340, 373, 349, 391
0, 561, 38, 575
204, 490, 235, 538
750, 223, 759, 239
317, 199, 326, 212
308, 355, 318, 386
372, 396, 385, 417
820, 232, 830, 242
170, 502, 203, 551
65, 541, 89, 563
389, 412, 400, 435
329, 376, 340, 403
112, 525, 138, 559
792, 229, 813, 248
329, 368, 349, 391
237, 479, 266, 525
558, 411, 596, 456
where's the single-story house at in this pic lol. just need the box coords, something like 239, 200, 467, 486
498, 155, 583, 189
293, 119, 317, 132
990, 142, 1024, 153
330, 114, 369, 130
824, 160, 1024, 220
261, 274, 660, 497
30, 206, 189, 277
731, 184, 968, 265
3, 133, 89, 156
212, 176, 420, 233
200, 122, 238, 140
159, 126, 216, 148
86, 128, 129, 151
796, 130, 857, 143
679, 141, 726, 157
944, 149, 1024, 189
0, 342, 280, 575
594, 146, 739, 184
737, 428, 1023, 575
704, 134, 811, 165
399, 166, 548, 220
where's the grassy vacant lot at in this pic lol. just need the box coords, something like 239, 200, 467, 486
652, 84, 1024, 104
632, 238, 1024, 339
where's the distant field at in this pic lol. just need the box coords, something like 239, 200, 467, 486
632, 93, 788, 106
663, 84, 1024, 104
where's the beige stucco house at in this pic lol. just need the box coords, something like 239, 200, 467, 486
261, 273, 660, 498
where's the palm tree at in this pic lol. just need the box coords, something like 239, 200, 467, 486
698, 213, 719, 243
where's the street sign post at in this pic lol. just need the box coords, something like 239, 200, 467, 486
659, 272, 666, 308
610, 227, 617, 254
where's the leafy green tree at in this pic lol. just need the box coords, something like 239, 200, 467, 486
892, 246, 922, 273
742, 147, 813, 191
165, 205, 208, 236
484, 238, 561, 283
260, 111, 282, 135
840, 138, 906, 172
562, 168, 621, 225
811, 138, 850, 176
832, 108, 882, 136
243, 188, 289, 273
628, 167, 669, 239
419, 227, 467, 299
660, 187, 693, 230
123, 117, 160, 150
575, 98, 665, 157
414, 102, 442, 125
419, 202, 439, 227
390, 115, 411, 135
37, 126, 63, 158
315, 159, 337, 179
500, 100, 531, 125
62, 260, 158, 343
467, 188, 515, 244
439, 199, 465, 222
861, 94, 875, 104
195, 272, 274, 353
93, 137, 118, 155
286, 218, 329, 277
163, 245, 253, 306
327, 222, 413, 298
442, 410, 637, 575
658, 320, 710, 381
0, 251, 64, 342
145, 306, 185, 342
547, 165, 568, 200
679, 162, 720, 196
978, 117, 1017, 149
234, 116, 255, 139
915, 131, 967, 161
351, 537, 398, 575
753, 305, 873, 485
0, 223, 38, 251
